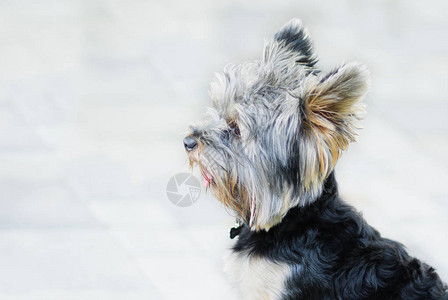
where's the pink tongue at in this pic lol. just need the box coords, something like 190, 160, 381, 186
203, 176, 210, 188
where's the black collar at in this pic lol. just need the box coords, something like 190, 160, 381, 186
230, 224, 244, 239
230, 218, 245, 239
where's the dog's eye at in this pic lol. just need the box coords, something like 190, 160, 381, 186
228, 121, 240, 136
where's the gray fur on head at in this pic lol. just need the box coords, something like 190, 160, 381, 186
186, 19, 370, 231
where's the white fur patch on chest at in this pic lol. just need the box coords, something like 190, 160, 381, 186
224, 250, 291, 300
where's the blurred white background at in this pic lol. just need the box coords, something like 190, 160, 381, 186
0, 0, 447, 299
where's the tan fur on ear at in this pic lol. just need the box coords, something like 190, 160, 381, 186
300, 63, 370, 190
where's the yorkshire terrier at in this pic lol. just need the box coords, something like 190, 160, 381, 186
184, 19, 447, 300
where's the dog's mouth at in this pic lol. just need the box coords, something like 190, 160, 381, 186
186, 149, 215, 188
201, 168, 214, 188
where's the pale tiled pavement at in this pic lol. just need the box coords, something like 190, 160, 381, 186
0, 0, 447, 299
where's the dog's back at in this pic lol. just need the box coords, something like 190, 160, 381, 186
229, 173, 447, 299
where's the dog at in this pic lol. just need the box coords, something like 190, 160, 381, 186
184, 19, 447, 300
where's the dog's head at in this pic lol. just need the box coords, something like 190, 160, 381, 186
184, 19, 369, 231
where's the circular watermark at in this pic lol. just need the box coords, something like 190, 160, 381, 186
166, 173, 201, 207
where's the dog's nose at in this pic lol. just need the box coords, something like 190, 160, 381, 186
183, 136, 198, 152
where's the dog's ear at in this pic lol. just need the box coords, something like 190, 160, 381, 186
264, 19, 317, 69
300, 63, 369, 188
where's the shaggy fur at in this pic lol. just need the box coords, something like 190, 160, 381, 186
231, 173, 447, 299
184, 19, 447, 299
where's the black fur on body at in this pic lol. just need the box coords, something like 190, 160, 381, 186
233, 172, 447, 300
